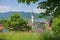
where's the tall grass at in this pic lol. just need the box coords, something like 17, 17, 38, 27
0, 31, 59, 40
0, 32, 40, 40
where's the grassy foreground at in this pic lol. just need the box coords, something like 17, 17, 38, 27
0, 32, 41, 40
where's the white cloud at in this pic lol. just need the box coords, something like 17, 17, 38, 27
0, 6, 11, 13
0, 6, 46, 13
21, 8, 46, 13
10, 9, 22, 12
0, 6, 21, 13
33, 8, 46, 13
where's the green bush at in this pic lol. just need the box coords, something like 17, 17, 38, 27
52, 17, 60, 40
0, 13, 32, 31
41, 31, 55, 40
52, 17, 60, 33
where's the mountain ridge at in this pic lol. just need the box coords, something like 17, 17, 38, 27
0, 11, 44, 22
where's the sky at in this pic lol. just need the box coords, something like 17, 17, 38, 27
0, 0, 46, 13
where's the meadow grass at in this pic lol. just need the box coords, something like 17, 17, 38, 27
0, 32, 41, 40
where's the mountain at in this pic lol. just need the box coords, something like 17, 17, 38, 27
0, 11, 44, 22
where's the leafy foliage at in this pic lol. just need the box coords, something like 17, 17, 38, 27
0, 13, 32, 31
52, 16, 60, 33
0, 19, 10, 29
38, 0, 60, 17
18, 0, 38, 5
18, 0, 60, 18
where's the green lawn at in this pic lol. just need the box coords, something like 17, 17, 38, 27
0, 32, 41, 40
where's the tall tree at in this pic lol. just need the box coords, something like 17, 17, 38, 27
18, 0, 60, 18
38, 0, 60, 18
18, 0, 60, 28
10, 13, 26, 30
38, 0, 60, 26
10, 13, 31, 31
0, 19, 9, 29
0, 13, 32, 31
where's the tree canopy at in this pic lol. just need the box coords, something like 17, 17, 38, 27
18, 0, 38, 5
52, 16, 60, 33
38, 0, 60, 18
18, 0, 60, 18
0, 13, 32, 31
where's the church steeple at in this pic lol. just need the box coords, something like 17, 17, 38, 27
31, 11, 34, 24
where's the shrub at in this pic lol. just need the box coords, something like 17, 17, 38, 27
0, 13, 32, 31
52, 17, 60, 33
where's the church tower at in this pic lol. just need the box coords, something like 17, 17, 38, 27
31, 11, 34, 25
